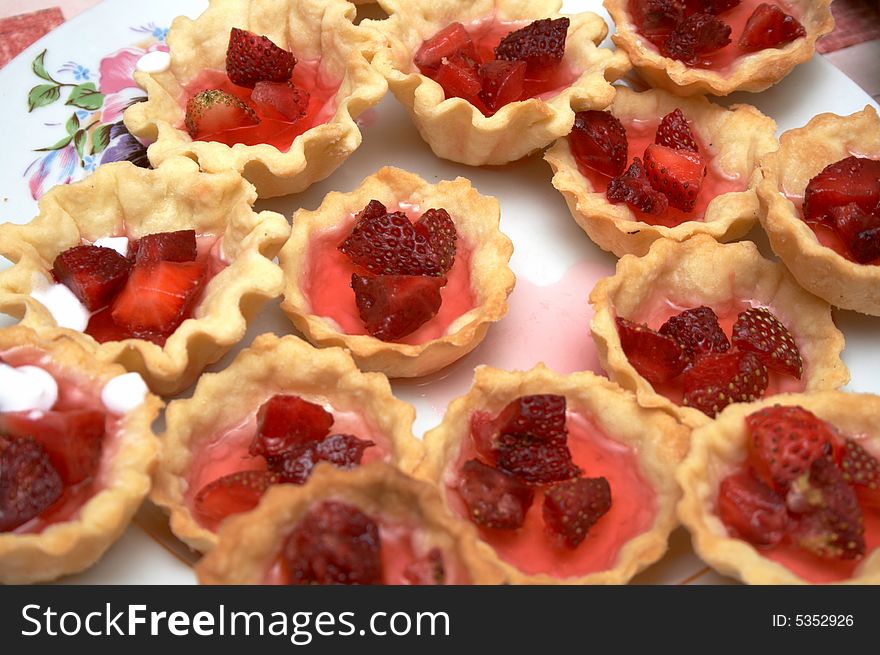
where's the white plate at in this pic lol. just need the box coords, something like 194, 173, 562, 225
0, 0, 878, 585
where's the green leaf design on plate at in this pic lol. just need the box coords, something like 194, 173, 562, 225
28, 84, 61, 112
73, 129, 88, 161
66, 113, 80, 135
32, 50, 55, 83
91, 124, 113, 155
65, 82, 104, 111
34, 135, 73, 152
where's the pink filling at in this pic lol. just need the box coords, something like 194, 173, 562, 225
304, 207, 477, 345
447, 411, 657, 578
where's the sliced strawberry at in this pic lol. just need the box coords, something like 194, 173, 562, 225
606, 157, 670, 215
717, 470, 788, 546
251, 81, 310, 121
839, 438, 880, 509
457, 459, 534, 530
684, 0, 740, 15
0, 409, 104, 485
478, 59, 526, 113
0, 436, 63, 532
731, 307, 803, 379
132, 230, 197, 264
738, 3, 806, 52
85, 307, 165, 345
477, 394, 568, 451
494, 17, 570, 74
269, 434, 375, 485
659, 305, 730, 362
193, 470, 279, 525
569, 110, 629, 178
433, 52, 482, 102
52, 244, 131, 311
351, 274, 445, 342
110, 260, 206, 337
746, 405, 838, 492
682, 351, 768, 417
249, 394, 334, 459
495, 433, 581, 485
414, 22, 479, 77
643, 143, 706, 212
788, 457, 865, 560
543, 477, 612, 549
226, 27, 295, 88
403, 548, 446, 585
414, 208, 457, 274
661, 13, 732, 65
831, 203, 880, 264
655, 108, 699, 152
282, 501, 382, 585
616, 316, 688, 385
631, 0, 686, 45
803, 156, 880, 224
184, 89, 259, 139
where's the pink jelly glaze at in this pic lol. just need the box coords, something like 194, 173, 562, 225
632, 0, 806, 72
181, 63, 340, 151
305, 208, 476, 345
629, 296, 806, 406
446, 411, 657, 578
0, 347, 121, 535
575, 117, 744, 227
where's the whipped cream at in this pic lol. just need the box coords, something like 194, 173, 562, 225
136, 50, 171, 74
94, 236, 130, 257
101, 372, 149, 414
0, 364, 58, 412
30, 276, 90, 332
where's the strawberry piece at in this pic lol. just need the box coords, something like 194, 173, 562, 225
283, 501, 382, 585
643, 143, 706, 212
659, 305, 730, 362
52, 245, 131, 311
569, 110, 629, 178
803, 156, 880, 224
351, 274, 445, 342
86, 307, 165, 345
788, 457, 865, 560
682, 351, 768, 417
738, 3, 806, 52
840, 438, 880, 509
831, 203, 880, 264
632, 0, 686, 45
269, 434, 375, 485
415, 22, 479, 77
731, 307, 803, 379
251, 81, 310, 121
606, 157, 670, 215
433, 52, 482, 102
616, 316, 688, 385
132, 230, 197, 264
414, 208, 457, 274
457, 459, 534, 530
684, 0, 740, 15
110, 260, 206, 338
0, 437, 63, 532
184, 89, 259, 139
338, 207, 444, 277
494, 18, 570, 73
655, 108, 699, 153
403, 548, 446, 585
249, 394, 334, 459
193, 470, 280, 525
470, 395, 568, 459
0, 409, 104, 485
495, 433, 581, 485
717, 470, 788, 546
661, 13, 732, 65
226, 27, 295, 88
478, 59, 526, 112
543, 477, 612, 549
746, 405, 838, 492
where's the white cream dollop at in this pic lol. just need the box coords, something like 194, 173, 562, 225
101, 372, 149, 414
94, 236, 130, 257
136, 50, 171, 74
0, 364, 58, 412
30, 277, 90, 332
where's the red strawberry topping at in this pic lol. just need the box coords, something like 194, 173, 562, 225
717, 470, 788, 546
457, 459, 534, 530
616, 316, 688, 385
225, 27, 296, 89
684, 0, 741, 14
569, 110, 629, 178
830, 203, 880, 264
282, 501, 383, 585
631, 0, 686, 45
543, 477, 612, 548
414, 22, 479, 76
184, 89, 259, 139
682, 350, 768, 417
738, 3, 806, 52
249, 394, 334, 459
494, 17, 570, 73
607, 157, 670, 215
803, 156, 880, 224
433, 52, 482, 101
414, 208, 457, 274
0, 437, 63, 532
351, 274, 445, 342
731, 307, 803, 379
269, 434, 375, 485
193, 470, 280, 525
495, 433, 581, 485
132, 229, 197, 264
840, 438, 880, 509
661, 13, 732, 65
52, 245, 131, 311
477, 394, 568, 451
655, 108, 699, 153
643, 143, 706, 212
251, 81, 310, 121
478, 59, 526, 113
403, 548, 446, 585
659, 305, 730, 362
